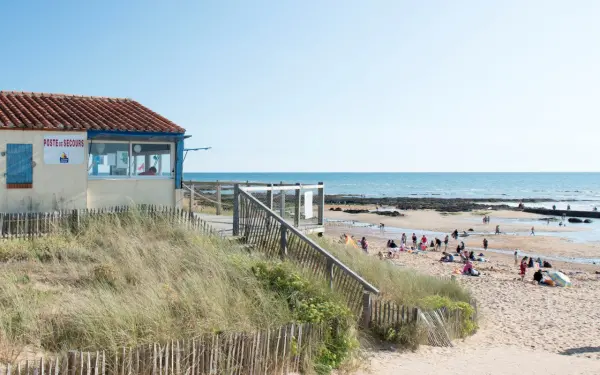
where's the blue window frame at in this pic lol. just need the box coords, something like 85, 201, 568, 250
6, 144, 33, 185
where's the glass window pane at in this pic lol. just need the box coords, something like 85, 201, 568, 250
88, 142, 130, 177
131, 143, 172, 177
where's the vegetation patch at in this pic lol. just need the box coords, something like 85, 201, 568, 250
252, 262, 358, 374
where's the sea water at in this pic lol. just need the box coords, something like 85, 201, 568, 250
184, 172, 600, 208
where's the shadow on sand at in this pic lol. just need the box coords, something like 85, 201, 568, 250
560, 346, 600, 356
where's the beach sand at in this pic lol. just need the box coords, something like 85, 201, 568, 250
326, 209, 600, 374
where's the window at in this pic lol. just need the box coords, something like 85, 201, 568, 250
88, 141, 172, 178
6, 144, 33, 188
131, 143, 172, 177
88, 142, 130, 177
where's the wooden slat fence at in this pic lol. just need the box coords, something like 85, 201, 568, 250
368, 298, 477, 347
0, 323, 321, 375
235, 187, 379, 316
0, 206, 221, 240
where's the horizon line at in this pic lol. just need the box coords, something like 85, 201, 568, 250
183, 171, 600, 174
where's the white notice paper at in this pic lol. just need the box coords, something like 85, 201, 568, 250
304, 191, 313, 219
116, 151, 129, 169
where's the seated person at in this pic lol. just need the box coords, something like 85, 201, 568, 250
543, 260, 552, 268
389, 240, 398, 249
533, 269, 543, 284
439, 252, 454, 262
139, 166, 157, 176
469, 251, 475, 261
463, 260, 480, 276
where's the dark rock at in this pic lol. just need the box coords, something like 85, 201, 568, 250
334, 207, 342, 211
344, 209, 369, 214
568, 218, 583, 223
373, 211, 404, 217
468, 228, 474, 232
584, 219, 593, 223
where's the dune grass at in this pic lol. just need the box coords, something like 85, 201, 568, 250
0, 214, 296, 359
313, 237, 471, 307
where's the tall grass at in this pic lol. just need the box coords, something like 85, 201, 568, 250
314, 237, 471, 307
0, 213, 293, 357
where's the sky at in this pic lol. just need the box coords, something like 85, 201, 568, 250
1, 0, 599, 172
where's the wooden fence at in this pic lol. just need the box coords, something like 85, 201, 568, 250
0, 206, 220, 240
0, 323, 322, 375
234, 187, 379, 318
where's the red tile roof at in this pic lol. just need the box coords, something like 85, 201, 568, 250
0, 91, 185, 133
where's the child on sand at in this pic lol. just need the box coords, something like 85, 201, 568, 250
520, 256, 528, 281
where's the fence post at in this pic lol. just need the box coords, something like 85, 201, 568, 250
294, 183, 301, 227
216, 181, 222, 215
67, 350, 77, 375
70, 209, 79, 234
326, 259, 333, 290
266, 184, 274, 210
279, 183, 285, 218
233, 184, 240, 236
189, 184, 195, 215
280, 226, 287, 260
317, 182, 325, 226
361, 291, 372, 329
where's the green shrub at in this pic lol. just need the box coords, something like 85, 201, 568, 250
252, 262, 358, 374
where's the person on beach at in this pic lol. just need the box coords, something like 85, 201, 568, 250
401, 233, 407, 245
483, 238, 488, 251
444, 235, 449, 250
389, 240, 398, 249
533, 269, 543, 284
567, 205, 571, 211
360, 237, 368, 253
412, 233, 417, 248
531, 226, 535, 236
520, 256, 529, 281
552, 204, 556, 210
527, 256, 534, 268
514, 250, 519, 266
435, 237, 442, 251
421, 234, 427, 245
495, 225, 500, 235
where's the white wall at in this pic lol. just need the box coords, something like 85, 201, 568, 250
87, 179, 175, 208
0, 131, 177, 212
0, 130, 88, 212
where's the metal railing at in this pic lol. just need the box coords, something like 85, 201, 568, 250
233, 185, 379, 319
183, 181, 326, 228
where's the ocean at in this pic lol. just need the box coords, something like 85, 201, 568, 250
184, 172, 600, 209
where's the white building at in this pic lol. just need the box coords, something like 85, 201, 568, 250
0, 91, 187, 212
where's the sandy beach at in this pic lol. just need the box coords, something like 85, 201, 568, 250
326, 208, 600, 375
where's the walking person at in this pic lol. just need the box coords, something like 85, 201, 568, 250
483, 238, 488, 251
531, 226, 535, 236
444, 235, 449, 251
495, 225, 500, 235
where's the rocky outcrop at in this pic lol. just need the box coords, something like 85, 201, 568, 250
568, 218, 583, 223
373, 211, 404, 217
